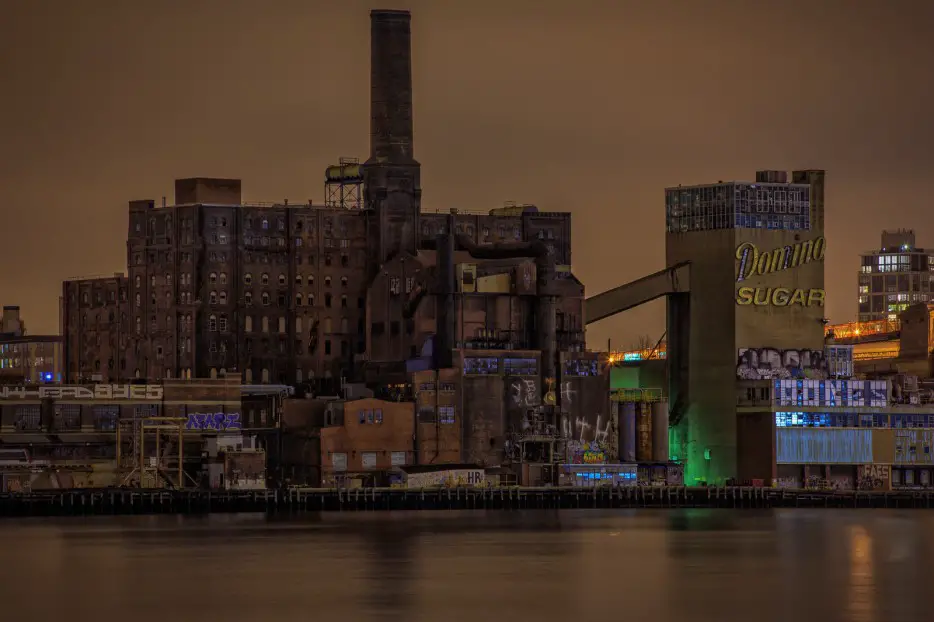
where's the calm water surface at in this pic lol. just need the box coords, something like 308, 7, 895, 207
1, 509, 932, 622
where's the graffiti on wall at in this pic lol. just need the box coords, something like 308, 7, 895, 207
0, 384, 163, 401
570, 441, 607, 465
508, 377, 540, 408
560, 381, 577, 406
857, 464, 890, 491
185, 412, 242, 431
405, 469, 486, 489
563, 414, 616, 465
736, 347, 828, 380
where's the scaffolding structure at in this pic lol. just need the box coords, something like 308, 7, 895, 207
324, 157, 364, 209
116, 417, 191, 489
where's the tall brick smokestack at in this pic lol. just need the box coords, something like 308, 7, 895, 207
363, 9, 421, 267
368, 9, 415, 164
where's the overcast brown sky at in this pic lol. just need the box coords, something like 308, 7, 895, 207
2, 0, 933, 349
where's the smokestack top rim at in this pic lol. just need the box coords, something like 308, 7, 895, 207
371, 9, 411, 19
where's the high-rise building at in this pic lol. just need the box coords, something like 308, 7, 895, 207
857, 230, 933, 322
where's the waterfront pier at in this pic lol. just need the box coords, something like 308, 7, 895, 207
3, 486, 934, 517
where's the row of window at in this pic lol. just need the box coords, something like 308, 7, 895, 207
243, 273, 348, 287
774, 412, 934, 429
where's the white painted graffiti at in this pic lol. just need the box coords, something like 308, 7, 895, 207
561, 381, 576, 406
509, 377, 539, 407
0, 384, 164, 401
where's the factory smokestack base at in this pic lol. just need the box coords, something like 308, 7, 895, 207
368, 9, 415, 165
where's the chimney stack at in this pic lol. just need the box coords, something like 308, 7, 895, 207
368, 9, 415, 164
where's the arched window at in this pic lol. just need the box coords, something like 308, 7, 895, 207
324, 317, 332, 333
261, 218, 269, 230
209, 314, 218, 331
210, 368, 218, 379
341, 276, 348, 287
308, 293, 315, 306
135, 294, 141, 307
209, 291, 218, 304
245, 291, 253, 305
135, 317, 141, 333
209, 272, 217, 283
325, 293, 332, 308
295, 294, 303, 306
296, 274, 303, 284
219, 272, 227, 285
340, 317, 349, 333
325, 276, 331, 287
262, 292, 270, 306
295, 317, 303, 333
244, 272, 253, 285
245, 316, 253, 332
261, 273, 269, 285
245, 369, 253, 383
278, 316, 286, 333
219, 291, 227, 304
135, 275, 141, 287
278, 274, 286, 285
296, 368, 303, 383
262, 316, 269, 332
261, 368, 270, 383
307, 275, 314, 286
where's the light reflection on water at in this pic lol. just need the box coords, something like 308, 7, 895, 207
0, 509, 932, 622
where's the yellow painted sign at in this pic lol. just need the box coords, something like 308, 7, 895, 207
734, 236, 825, 307
736, 287, 825, 307
735, 236, 825, 282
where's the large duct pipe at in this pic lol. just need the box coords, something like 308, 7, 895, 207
434, 215, 457, 369
368, 10, 415, 164
425, 234, 558, 382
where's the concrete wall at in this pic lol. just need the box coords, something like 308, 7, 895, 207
733, 228, 825, 352
666, 229, 737, 484
559, 353, 615, 462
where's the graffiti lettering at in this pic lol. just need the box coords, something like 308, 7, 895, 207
561, 381, 576, 406
737, 347, 827, 380
0, 384, 164, 401
185, 413, 241, 431
508, 377, 539, 407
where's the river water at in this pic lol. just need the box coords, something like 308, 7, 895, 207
0, 509, 931, 622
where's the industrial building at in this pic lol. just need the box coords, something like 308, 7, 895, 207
60, 12, 579, 396
858, 229, 933, 322
53, 9, 626, 489
0, 306, 62, 385
0, 376, 285, 491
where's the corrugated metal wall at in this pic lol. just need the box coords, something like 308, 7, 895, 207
776, 428, 873, 464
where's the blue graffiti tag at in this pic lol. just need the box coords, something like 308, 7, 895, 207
185, 412, 241, 431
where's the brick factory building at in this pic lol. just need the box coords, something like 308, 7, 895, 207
58, 9, 609, 487
61, 11, 580, 390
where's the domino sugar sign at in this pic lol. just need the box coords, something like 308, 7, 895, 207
185, 412, 242, 431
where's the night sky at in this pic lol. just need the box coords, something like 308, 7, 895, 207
2, 0, 933, 349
